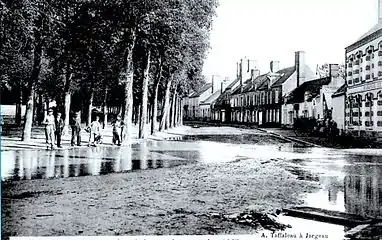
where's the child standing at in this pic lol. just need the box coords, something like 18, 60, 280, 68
55, 112, 64, 148
88, 116, 102, 146
43, 109, 56, 150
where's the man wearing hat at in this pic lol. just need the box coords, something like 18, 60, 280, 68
71, 112, 82, 146
42, 108, 56, 150
55, 112, 65, 148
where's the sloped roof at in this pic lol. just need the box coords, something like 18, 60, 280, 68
243, 74, 269, 93
200, 90, 221, 105
271, 67, 296, 87
332, 84, 347, 98
354, 22, 382, 43
286, 77, 331, 104
226, 78, 240, 90
189, 83, 212, 98
214, 90, 231, 106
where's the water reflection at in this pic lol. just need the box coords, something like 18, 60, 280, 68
300, 151, 382, 219
1, 141, 203, 181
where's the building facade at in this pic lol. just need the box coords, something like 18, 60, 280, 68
283, 64, 345, 128
344, 0, 382, 137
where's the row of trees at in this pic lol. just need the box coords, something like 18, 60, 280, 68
1, 0, 218, 143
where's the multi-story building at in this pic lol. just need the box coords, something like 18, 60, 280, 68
183, 76, 223, 121
213, 78, 241, 122
228, 51, 316, 127
344, 0, 382, 137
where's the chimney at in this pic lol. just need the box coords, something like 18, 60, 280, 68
212, 76, 214, 94
329, 64, 340, 79
295, 51, 306, 87
236, 62, 239, 77
251, 69, 260, 80
240, 59, 243, 86
270, 61, 280, 73
379, 0, 382, 23
221, 81, 223, 94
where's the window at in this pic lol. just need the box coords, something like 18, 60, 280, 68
366, 121, 374, 127
379, 51, 382, 56
372, 63, 375, 68
379, 61, 382, 66
366, 65, 371, 70
348, 80, 353, 84
365, 111, 370, 117
354, 78, 360, 83
348, 72, 353, 76
378, 111, 382, 116
366, 74, 371, 80
348, 63, 352, 67
373, 73, 375, 78
366, 56, 371, 61
379, 71, 382, 77
354, 69, 359, 74
378, 121, 382, 127
355, 60, 360, 65
378, 100, 382, 106
275, 90, 279, 103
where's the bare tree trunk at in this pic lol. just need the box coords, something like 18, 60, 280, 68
175, 96, 180, 126
159, 78, 172, 131
165, 93, 171, 130
15, 83, 23, 126
151, 57, 162, 135
138, 50, 151, 139
22, 85, 35, 142
180, 98, 183, 125
87, 90, 94, 126
122, 30, 136, 145
171, 92, 177, 128
22, 34, 43, 141
103, 87, 108, 129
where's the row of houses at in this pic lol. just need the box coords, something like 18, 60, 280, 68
183, 0, 382, 138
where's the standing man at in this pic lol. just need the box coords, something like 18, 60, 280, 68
112, 115, 124, 146
55, 112, 64, 148
71, 112, 82, 146
43, 109, 56, 150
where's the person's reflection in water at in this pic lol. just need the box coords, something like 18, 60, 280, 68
63, 149, 70, 178
87, 147, 102, 176
112, 147, 122, 173
73, 148, 81, 177
45, 151, 56, 179
17, 152, 24, 180
139, 141, 149, 170
121, 144, 133, 172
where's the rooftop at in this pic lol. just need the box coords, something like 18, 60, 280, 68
286, 77, 331, 104
189, 83, 212, 98
200, 90, 221, 105
332, 84, 347, 98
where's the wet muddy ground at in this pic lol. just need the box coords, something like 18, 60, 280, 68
2, 126, 382, 238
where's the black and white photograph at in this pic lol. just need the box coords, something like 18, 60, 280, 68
1, 0, 382, 239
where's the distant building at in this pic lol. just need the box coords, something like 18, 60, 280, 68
213, 78, 241, 122
283, 64, 345, 128
183, 75, 223, 121
344, 0, 382, 137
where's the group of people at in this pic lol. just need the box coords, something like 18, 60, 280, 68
42, 109, 125, 150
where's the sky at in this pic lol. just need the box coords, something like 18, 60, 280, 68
202, 0, 379, 82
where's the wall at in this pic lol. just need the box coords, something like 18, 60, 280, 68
332, 95, 345, 130
282, 72, 298, 97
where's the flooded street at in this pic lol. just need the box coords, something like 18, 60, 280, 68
1, 127, 382, 238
